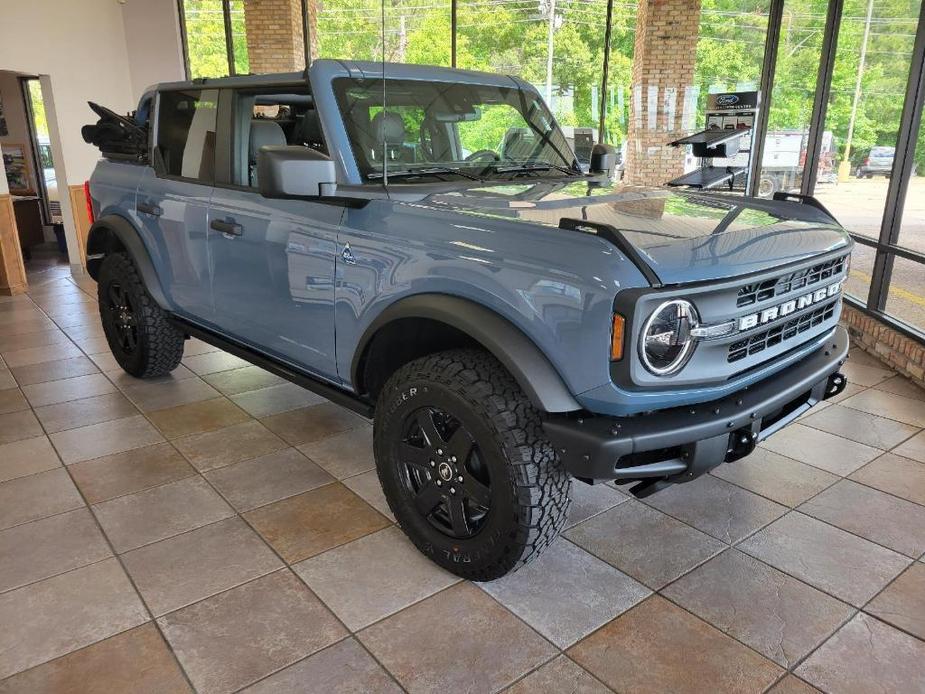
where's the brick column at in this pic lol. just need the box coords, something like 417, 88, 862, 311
624, 0, 702, 187
243, 0, 318, 74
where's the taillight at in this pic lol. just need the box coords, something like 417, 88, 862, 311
611, 313, 625, 361
83, 181, 95, 224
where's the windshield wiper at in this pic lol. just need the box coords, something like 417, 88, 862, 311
486, 162, 582, 178
367, 166, 481, 182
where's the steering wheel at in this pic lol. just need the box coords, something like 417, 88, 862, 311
465, 149, 500, 164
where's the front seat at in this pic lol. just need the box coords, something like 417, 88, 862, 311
370, 111, 409, 163
249, 120, 287, 187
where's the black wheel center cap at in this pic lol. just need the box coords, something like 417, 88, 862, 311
437, 461, 453, 481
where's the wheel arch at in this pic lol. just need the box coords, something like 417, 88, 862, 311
86, 214, 169, 309
351, 294, 582, 413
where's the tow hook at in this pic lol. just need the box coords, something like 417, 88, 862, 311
727, 428, 758, 462
823, 371, 848, 400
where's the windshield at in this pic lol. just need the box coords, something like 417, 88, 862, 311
333, 77, 580, 183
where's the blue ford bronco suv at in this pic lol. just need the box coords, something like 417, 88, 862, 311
82, 60, 851, 580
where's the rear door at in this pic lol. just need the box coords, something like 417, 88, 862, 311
207, 87, 342, 381
138, 88, 219, 320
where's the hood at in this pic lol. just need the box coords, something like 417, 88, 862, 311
418, 181, 851, 285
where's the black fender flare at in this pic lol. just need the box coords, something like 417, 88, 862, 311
352, 294, 582, 413
85, 214, 169, 309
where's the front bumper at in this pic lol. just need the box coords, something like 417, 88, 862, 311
543, 326, 849, 493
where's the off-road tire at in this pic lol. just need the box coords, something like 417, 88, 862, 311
98, 252, 184, 378
374, 348, 571, 581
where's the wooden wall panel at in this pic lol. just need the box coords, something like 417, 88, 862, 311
0, 194, 28, 295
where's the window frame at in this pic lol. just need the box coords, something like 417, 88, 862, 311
152, 87, 221, 185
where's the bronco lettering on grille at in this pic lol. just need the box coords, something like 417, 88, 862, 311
738, 281, 842, 331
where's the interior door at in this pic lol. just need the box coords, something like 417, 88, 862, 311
207, 190, 342, 380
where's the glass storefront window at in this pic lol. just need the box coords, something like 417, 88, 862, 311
229, 0, 249, 75
885, 255, 925, 333
182, 0, 229, 79
845, 241, 876, 304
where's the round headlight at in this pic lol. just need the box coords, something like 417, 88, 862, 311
640, 299, 698, 376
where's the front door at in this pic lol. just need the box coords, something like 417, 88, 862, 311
207, 190, 342, 380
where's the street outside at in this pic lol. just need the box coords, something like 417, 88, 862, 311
815, 176, 925, 330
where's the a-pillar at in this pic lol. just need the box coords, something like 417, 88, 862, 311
624, 0, 702, 187
242, 0, 318, 74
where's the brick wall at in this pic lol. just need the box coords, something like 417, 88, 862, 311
624, 0, 702, 187
841, 304, 925, 388
242, 0, 318, 74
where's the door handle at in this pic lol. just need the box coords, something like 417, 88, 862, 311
210, 218, 243, 237
136, 201, 163, 217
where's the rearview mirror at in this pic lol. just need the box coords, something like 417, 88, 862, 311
257, 145, 336, 198
589, 143, 617, 178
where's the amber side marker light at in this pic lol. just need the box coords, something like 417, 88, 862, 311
611, 313, 625, 361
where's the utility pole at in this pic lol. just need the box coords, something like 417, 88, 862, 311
545, 0, 557, 104
841, 0, 875, 180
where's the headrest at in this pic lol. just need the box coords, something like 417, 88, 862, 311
371, 111, 406, 145
249, 120, 287, 161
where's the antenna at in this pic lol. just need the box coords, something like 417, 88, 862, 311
381, 0, 388, 186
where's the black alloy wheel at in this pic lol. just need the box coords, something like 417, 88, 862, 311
106, 281, 138, 355
398, 405, 492, 539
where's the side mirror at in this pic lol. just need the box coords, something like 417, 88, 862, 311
589, 143, 618, 178
257, 145, 336, 198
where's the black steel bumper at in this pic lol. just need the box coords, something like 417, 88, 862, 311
543, 326, 849, 494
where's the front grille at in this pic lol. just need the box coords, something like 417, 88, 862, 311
728, 298, 838, 363
736, 255, 848, 308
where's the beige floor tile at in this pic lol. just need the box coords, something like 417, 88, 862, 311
643, 474, 787, 544
711, 448, 839, 507
294, 526, 459, 631
87, 351, 121, 372
0, 508, 112, 593
245, 483, 390, 563
10, 355, 99, 386
202, 365, 285, 396
148, 397, 251, 439
360, 582, 556, 694
873, 374, 925, 401
0, 468, 84, 531
173, 419, 287, 472
663, 549, 853, 667
0, 388, 28, 415
0, 409, 44, 445
0, 436, 60, 483
893, 429, 925, 463
298, 426, 374, 480
568, 596, 783, 694
50, 415, 165, 464
34, 391, 138, 434
182, 338, 222, 356
841, 388, 925, 428
68, 442, 196, 504
842, 360, 894, 387
827, 381, 865, 404
204, 447, 333, 511
0, 623, 191, 694
158, 570, 346, 694
760, 423, 883, 475
260, 403, 368, 446
565, 500, 725, 589
342, 469, 395, 522
242, 638, 401, 694
799, 479, 925, 557
739, 511, 910, 607
93, 476, 234, 552
850, 452, 925, 505
2, 342, 83, 369
106, 364, 197, 390
121, 376, 220, 412
231, 382, 326, 418
796, 613, 925, 694
801, 403, 921, 450
506, 656, 610, 694
0, 558, 148, 680
0, 328, 69, 354
0, 369, 14, 390
123, 517, 283, 616
22, 373, 116, 408
866, 562, 925, 640
182, 351, 251, 376
0, 316, 57, 338
767, 675, 822, 694
481, 538, 650, 648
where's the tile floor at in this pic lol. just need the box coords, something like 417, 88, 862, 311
1, 266, 924, 693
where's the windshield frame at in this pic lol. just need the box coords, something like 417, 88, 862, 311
331, 76, 581, 185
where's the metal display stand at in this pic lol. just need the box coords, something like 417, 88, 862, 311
667, 91, 760, 192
